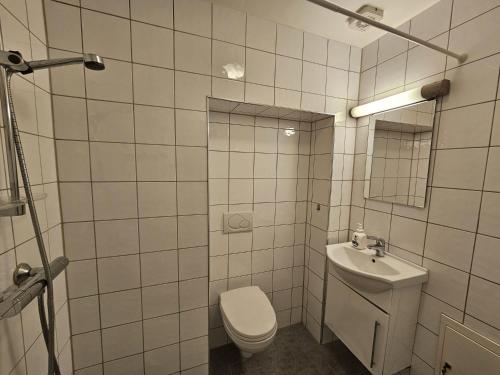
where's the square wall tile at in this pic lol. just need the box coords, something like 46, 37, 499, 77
133, 64, 174, 107
276, 24, 303, 59
95, 219, 139, 258
69, 296, 100, 334
175, 32, 211, 75
327, 40, 350, 70
246, 49, 275, 86
177, 146, 208, 181
213, 4, 245, 45
53, 96, 87, 140
99, 289, 142, 328
82, 9, 131, 61
466, 276, 500, 329
93, 182, 137, 220
136, 144, 176, 181
63, 222, 95, 261
130, 0, 173, 28
56, 140, 90, 182
424, 223, 475, 271
88, 100, 134, 143
180, 336, 209, 370
245, 83, 275, 105
275, 56, 302, 91
472, 234, 500, 284
98, 255, 141, 293
177, 182, 208, 215
423, 258, 469, 309
141, 250, 178, 286
178, 215, 208, 248
174, 0, 212, 37
86, 59, 132, 103
179, 277, 208, 311
179, 246, 208, 279
212, 40, 245, 80
433, 148, 487, 190
66, 259, 98, 298
246, 15, 276, 53
180, 307, 209, 340
59, 183, 94, 222
145, 344, 179, 375
139, 217, 177, 252
90, 142, 136, 182
142, 283, 179, 319
302, 62, 326, 95
484, 147, 500, 192
132, 21, 173, 68
478, 192, 500, 238
138, 182, 177, 217
176, 109, 207, 147
428, 188, 481, 232
303, 32, 327, 65
101, 321, 143, 361
135, 105, 175, 145
175, 71, 212, 110
72, 331, 102, 369
45, 0, 82, 52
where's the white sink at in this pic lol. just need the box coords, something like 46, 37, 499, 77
327, 242, 428, 293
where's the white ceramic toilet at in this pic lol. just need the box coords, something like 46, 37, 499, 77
219, 286, 277, 358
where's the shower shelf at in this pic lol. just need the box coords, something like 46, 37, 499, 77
0, 192, 48, 216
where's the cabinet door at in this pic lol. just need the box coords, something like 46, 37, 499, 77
437, 327, 500, 375
325, 274, 389, 375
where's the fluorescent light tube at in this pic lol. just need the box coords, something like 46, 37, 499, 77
350, 80, 450, 118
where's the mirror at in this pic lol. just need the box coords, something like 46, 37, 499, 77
364, 100, 436, 208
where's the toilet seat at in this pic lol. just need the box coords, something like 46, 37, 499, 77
220, 286, 277, 341
222, 314, 277, 342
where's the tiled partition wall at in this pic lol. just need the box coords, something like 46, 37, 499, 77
43, 0, 360, 373
207, 112, 324, 347
303, 117, 335, 342
0, 0, 72, 374
350, 0, 500, 373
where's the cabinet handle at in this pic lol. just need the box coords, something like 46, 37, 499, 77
370, 321, 380, 368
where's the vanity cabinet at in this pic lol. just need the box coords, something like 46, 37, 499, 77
325, 266, 422, 375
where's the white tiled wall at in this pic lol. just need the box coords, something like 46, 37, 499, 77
44, 0, 360, 373
0, 0, 72, 374
303, 117, 335, 342
207, 112, 333, 347
351, 0, 500, 373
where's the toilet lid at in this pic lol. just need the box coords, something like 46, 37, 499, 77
220, 286, 276, 339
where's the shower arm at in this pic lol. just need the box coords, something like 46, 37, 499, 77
306, 0, 467, 63
0, 50, 104, 216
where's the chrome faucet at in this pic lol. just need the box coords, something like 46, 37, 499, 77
367, 236, 386, 257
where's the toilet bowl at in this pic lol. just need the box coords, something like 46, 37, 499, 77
220, 286, 277, 358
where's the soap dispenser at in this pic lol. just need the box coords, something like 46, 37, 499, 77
352, 223, 368, 249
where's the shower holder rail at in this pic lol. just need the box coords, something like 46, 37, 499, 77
0, 192, 47, 216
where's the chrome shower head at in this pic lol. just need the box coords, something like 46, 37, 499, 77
0, 50, 105, 74
83, 54, 105, 71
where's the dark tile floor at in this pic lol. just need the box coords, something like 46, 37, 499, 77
209, 324, 372, 375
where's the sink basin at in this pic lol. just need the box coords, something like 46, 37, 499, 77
327, 242, 428, 293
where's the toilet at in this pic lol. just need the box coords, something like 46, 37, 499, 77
219, 286, 277, 358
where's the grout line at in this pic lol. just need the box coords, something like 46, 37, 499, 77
462, 67, 500, 319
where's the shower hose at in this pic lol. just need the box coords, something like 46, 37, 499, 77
7, 73, 60, 375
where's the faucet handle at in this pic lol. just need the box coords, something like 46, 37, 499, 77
367, 236, 385, 246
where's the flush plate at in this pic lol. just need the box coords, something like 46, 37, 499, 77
223, 212, 253, 234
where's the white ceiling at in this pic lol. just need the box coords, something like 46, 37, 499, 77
211, 0, 440, 47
